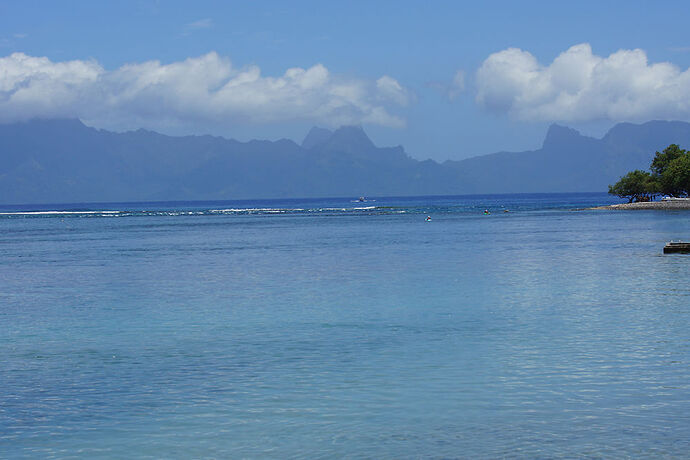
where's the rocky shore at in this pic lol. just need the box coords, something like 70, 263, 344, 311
590, 200, 690, 210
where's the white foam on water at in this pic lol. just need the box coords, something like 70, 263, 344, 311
0, 210, 122, 216
210, 208, 305, 213
313, 206, 378, 212
0, 206, 385, 218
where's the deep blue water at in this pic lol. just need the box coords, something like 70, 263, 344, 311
2, 193, 690, 458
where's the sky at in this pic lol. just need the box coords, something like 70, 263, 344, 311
2, 0, 690, 161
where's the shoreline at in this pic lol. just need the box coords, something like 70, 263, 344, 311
590, 200, 690, 210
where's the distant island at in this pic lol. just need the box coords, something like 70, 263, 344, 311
4, 119, 690, 205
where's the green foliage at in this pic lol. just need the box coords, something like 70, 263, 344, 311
660, 154, 690, 197
609, 143, 690, 200
651, 144, 685, 176
608, 170, 659, 203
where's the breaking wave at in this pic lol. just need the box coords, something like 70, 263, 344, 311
0, 206, 406, 219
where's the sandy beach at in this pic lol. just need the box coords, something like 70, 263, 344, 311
591, 200, 690, 210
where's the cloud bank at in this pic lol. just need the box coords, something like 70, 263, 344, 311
476, 43, 690, 122
0, 52, 409, 130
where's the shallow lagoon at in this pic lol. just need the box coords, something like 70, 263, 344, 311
2, 193, 690, 458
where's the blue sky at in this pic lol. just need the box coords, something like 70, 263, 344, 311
2, 0, 690, 160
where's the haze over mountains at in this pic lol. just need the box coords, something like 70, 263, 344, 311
2, 118, 690, 205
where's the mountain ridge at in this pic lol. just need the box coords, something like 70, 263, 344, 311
2, 118, 690, 204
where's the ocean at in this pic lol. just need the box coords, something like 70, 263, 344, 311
2, 192, 690, 458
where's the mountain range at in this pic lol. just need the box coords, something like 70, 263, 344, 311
2, 118, 690, 205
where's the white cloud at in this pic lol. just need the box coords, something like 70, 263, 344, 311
376, 75, 410, 106
0, 52, 408, 129
476, 43, 690, 122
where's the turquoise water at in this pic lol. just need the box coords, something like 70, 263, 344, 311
2, 193, 690, 458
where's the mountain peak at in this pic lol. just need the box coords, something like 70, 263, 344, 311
301, 125, 377, 155
302, 126, 333, 149
542, 124, 582, 149
603, 120, 690, 145
332, 124, 370, 138
326, 125, 376, 153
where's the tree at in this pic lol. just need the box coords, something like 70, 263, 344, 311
608, 170, 659, 203
609, 143, 690, 201
651, 144, 685, 176
660, 154, 690, 197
